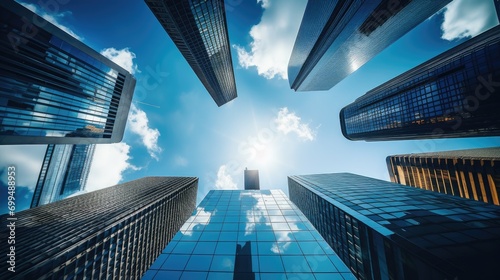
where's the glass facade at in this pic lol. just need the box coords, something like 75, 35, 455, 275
31, 143, 96, 208
289, 173, 500, 279
145, 0, 237, 107
387, 147, 500, 206
288, 0, 450, 91
0, 177, 198, 279
143, 190, 355, 280
0, 0, 135, 144
341, 25, 500, 141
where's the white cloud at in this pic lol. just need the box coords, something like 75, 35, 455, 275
233, 0, 307, 79
440, 0, 499, 41
86, 143, 139, 192
100, 47, 139, 75
274, 107, 316, 141
0, 145, 46, 190
174, 155, 189, 167
18, 1, 83, 41
127, 104, 162, 161
215, 165, 238, 190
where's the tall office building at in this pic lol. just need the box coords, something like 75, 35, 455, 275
387, 147, 500, 206
289, 173, 500, 279
0, 0, 136, 145
31, 144, 96, 208
145, 0, 237, 106
143, 189, 355, 280
244, 168, 260, 190
288, 0, 450, 91
340, 25, 500, 141
0, 177, 198, 279
495, 0, 500, 21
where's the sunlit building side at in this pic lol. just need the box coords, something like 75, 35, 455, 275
0, 0, 135, 144
31, 144, 95, 208
387, 147, 500, 206
340, 25, 500, 141
288, 0, 451, 91
0, 177, 198, 279
143, 190, 355, 280
145, 0, 237, 106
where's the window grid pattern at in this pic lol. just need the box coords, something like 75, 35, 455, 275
388, 148, 500, 206
341, 26, 500, 140
0, 177, 198, 280
0, 6, 134, 141
289, 173, 500, 279
145, 0, 237, 106
144, 190, 355, 280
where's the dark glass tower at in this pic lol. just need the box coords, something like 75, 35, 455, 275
31, 144, 95, 208
143, 190, 355, 280
0, 0, 136, 145
289, 173, 500, 279
0, 177, 198, 279
145, 0, 237, 106
244, 168, 260, 190
288, 0, 450, 91
387, 147, 500, 206
340, 25, 500, 141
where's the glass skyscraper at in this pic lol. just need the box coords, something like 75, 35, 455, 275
0, 0, 136, 145
31, 143, 96, 208
145, 0, 237, 107
340, 25, 500, 141
288, 0, 450, 91
0, 176, 198, 279
289, 173, 500, 279
143, 189, 355, 280
387, 147, 500, 206
244, 168, 260, 190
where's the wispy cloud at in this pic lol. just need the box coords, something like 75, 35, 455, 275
86, 143, 140, 192
0, 145, 46, 190
174, 155, 189, 167
440, 0, 498, 41
274, 107, 316, 141
233, 0, 307, 79
127, 104, 162, 161
18, 1, 83, 41
215, 165, 238, 190
100, 47, 139, 75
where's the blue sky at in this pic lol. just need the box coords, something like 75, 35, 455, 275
1, 0, 499, 213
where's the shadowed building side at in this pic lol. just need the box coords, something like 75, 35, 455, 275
387, 147, 500, 206
0, 176, 198, 280
341, 25, 500, 141
145, 0, 237, 106
289, 173, 500, 279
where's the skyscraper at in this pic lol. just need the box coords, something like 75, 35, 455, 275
340, 25, 500, 141
288, 0, 450, 91
143, 189, 355, 280
145, 0, 237, 106
244, 168, 260, 190
387, 147, 500, 206
0, 176, 198, 279
0, 0, 136, 145
289, 173, 500, 279
31, 144, 95, 208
